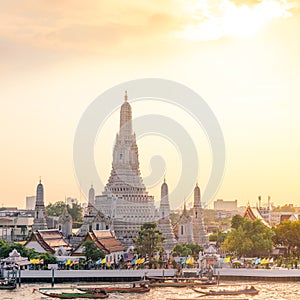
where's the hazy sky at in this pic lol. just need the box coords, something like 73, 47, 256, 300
1, 0, 300, 209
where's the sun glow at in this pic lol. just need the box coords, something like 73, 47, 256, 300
181, 0, 292, 40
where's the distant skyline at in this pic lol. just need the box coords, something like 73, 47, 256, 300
1, 1, 300, 209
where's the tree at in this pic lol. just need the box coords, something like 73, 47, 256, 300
134, 222, 164, 259
172, 244, 192, 257
231, 214, 245, 230
46, 201, 83, 222
0, 242, 38, 259
38, 252, 57, 264
273, 220, 300, 256
46, 201, 66, 217
67, 203, 83, 222
272, 204, 295, 212
82, 241, 105, 262
186, 243, 202, 256
222, 218, 274, 257
209, 230, 227, 247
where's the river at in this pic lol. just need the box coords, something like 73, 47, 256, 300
1, 281, 300, 300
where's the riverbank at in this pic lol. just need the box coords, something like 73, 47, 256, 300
4, 268, 300, 283
215, 268, 300, 281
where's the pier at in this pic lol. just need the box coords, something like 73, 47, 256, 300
4, 268, 300, 284
2, 269, 176, 284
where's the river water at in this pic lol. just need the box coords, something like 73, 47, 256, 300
1, 281, 300, 300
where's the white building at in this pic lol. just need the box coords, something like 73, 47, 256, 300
95, 92, 156, 247
26, 196, 36, 210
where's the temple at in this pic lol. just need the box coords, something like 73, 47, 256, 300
32, 179, 47, 231
157, 179, 177, 251
95, 92, 156, 247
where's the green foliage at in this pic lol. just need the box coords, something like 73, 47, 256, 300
272, 204, 295, 212
209, 230, 227, 246
82, 241, 104, 262
273, 220, 300, 256
172, 243, 202, 257
231, 214, 245, 230
38, 252, 57, 264
0, 241, 38, 259
173, 244, 192, 257
46, 201, 83, 222
67, 203, 83, 222
134, 222, 164, 259
46, 201, 66, 217
222, 218, 274, 256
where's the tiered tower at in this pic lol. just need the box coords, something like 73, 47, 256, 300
58, 206, 72, 238
192, 183, 208, 246
32, 179, 48, 231
88, 185, 95, 205
95, 92, 156, 247
177, 202, 193, 244
158, 179, 177, 251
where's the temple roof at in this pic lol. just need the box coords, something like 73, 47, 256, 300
243, 205, 271, 227
25, 229, 72, 254
73, 230, 124, 255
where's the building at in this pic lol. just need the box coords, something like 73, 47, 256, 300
88, 185, 95, 205
214, 199, 238, 211
26, 196, 36, 210
95, 92, 156, 247
58, 206, 73, 238
192, 183, 208, 245
32, 180, 48, 231
243, 205, 271, 227
157, 179, 177, 251
176, 184, 208, 246
72, 230, 125, 264
25, 229, 72, 255
0, 214, 33, 242
176, 203, 193, 244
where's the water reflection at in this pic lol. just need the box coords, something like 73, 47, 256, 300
1, 281, 300, 300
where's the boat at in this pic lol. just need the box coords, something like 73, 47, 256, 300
0, 278, 17, 290
192, 285, 259, 296
149, 276, 217, 288
78, 286, 150, 293
77, 281, 150, 294
34, 289, 109, 299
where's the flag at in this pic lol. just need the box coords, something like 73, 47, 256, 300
269, 257, 274, 264
186, 257, 194, 265
223, 257, 231, 263
65, 259, 71, 266
255, 258, 261, 265
101, 257, 106, 264
130, 257, 137, 265
30, 259, 40, 265
73, 261, 79, 265
39, 259, 44, 264
181, 257, 187, 265
139, 258, 145, 264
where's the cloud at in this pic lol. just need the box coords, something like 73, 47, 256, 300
180, 0, 297, 40
0, 0, 298, 64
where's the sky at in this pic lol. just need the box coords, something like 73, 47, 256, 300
1, 0, 300, 210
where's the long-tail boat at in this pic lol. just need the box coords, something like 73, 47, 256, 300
78, 286, 150, 293
0, 278, 17, 290
192, 285, 259, 296
148, 276, 217, 288
33, 289, 109, 299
